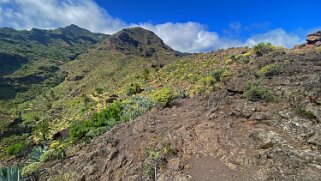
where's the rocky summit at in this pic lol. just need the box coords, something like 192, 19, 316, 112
0, 25, 321, 181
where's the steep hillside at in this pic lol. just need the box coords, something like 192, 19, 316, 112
1, 28, 321, 181
0, 27, 179, 164
0, 25, 107, 129
36, 40, 321, 180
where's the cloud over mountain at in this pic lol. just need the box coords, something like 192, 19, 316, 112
0, 0, 307, 52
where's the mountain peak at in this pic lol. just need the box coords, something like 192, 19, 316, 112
103, 27, 176, 57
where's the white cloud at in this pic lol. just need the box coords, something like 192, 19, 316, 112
0, 0, 126, 34
245, 28, 304, 48
139, 22, 220, 52
0, 0, 310, 52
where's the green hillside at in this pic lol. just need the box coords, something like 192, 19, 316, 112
0, 25, 107, 129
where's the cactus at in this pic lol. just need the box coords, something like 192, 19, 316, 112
0, 166, 21, 181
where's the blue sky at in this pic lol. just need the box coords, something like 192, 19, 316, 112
0, 0, 320, 52
98, 0, 320, 38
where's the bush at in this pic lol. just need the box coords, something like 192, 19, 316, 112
210, 68, 225, 82
257, 64, 281, 78
40, 148, 66, 162
297, 108, 316, 120
210, 67, 232, 82
70, 101, 123, 141
244, 84, 274, 102
22, 162, 41, 177
152, 87, 175, 107
224, 58, 233, 65
125, 83, 143, 96
33, 120, 50, 141
236, 53, 251, 64
70, 123, 89, 140
27, 146, 47, 163
253, 43, 274, 56
6, 141, 25, 156
121, 96, 155, 121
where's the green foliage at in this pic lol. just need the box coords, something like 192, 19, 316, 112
210, 68, 225, 82
22, 162, 41, 177
125, 83, 143, 96
0, 165, 21, 181
257, 64, 281, 78
70, 123, 90, 141
209, 67, 233, 82
142, 68, 150, 80
151, 87, 175, 107
244, 84, 274, 102
191, 76, 217, 95
143, 164, 154, 179
297, 108, 316, 120
40, 148, 66, 162
235, 53, 251, 64
144, 143, 174, 179
121, 96, 155, 122
6, 141, 25, 156
70, 101, 123, 141
147, 143, 174, 161
33, 120, 50, 141
253, 43, 274, 56
95, 88, 104, 95
27, 146, 48, 163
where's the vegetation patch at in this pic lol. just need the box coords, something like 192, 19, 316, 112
144, 143, 175, 179
257, 64, 281, 78
244, 84, 274, 102
0, 165, 21, 181
253, 43, 275, 56
6, 141, 26, 156
297, 108, 316, 120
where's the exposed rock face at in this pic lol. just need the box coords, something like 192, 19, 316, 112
307, 31, 321, 45
295, 30, 321, 48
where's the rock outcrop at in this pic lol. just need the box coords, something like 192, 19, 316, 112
295, 30, 321, 48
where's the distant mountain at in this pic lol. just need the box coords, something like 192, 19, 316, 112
0, 24, 107, 65
103, 27, 177, 57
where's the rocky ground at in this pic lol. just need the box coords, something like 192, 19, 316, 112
35, 49, 321, 181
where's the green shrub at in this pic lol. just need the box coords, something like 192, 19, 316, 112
70, 101, 123, 141
125, 83, 143, 96
121, 96, 155, 122
95, 88, 104, 95
152, 87, 175, 107
210, 67, 232, 82
257, 64, 281, 78
210, 68, 225, 82
22, 162, 41, 177
253, 43, 274, 56
236, 53, 251, 64
70, 122, 89, 140
40, 148, 66, 162
142, 68, 150, 80
33, 120, 50, 141
297, 108, 316, 120
27, 146, 47, 163
244, 84, 274, 102
6, 141, 25, 156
